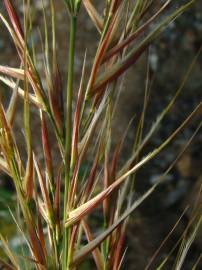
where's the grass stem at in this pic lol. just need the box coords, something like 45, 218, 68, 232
63, 14, 77, 270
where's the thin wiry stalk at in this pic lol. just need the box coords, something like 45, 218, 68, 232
63, 9, 78, 269
0, 0, 200, 269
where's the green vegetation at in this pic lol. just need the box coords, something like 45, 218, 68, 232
0, 0, 201, 269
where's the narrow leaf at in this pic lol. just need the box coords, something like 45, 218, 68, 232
71, 186, 155, 266
66, 102, 202, 227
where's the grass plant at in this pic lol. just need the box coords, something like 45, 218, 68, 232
0, 0, 201, 269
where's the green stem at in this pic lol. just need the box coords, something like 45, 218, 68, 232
63, 15, 77, 270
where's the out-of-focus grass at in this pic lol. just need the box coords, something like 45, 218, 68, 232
0, 0, 201, 269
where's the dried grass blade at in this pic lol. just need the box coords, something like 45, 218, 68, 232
145, 207, 189, 270
41, 112, 54, 191
23, 85, 34, 199
91, 44, 148, 96
71, 185, 155, 266
71, 52, 87, 168
24, 151, 34, 199
37, 206, 48, 261
6, 76, 19, 126
51, 62, 64, 135
87, 10, 120, 94
0, 258, 16, 270
8, 207, 32, 254
0, 12, 23, 54
66, 102, 202, 227
83, 0, 103, 33
82, 220, 104, 270
33, 155, 54, 226
192, 253, 202, 270
103, 0, 171, 63
91, 0, 195, 96
110, 0, 123, 13
79, 92, 108, 156
54, 170, 61, 236
0, 65, 24, 80
27, 225, 47, 269
120, 45, 202, 175
112, 223, 127, 270
3, 0, 24, 42
103, 151, 110, 219
175, 216, 202, 270
0, 234, 19, 269
0, 76, 43, 109
0, 156, 10, 176
23, 8, 34, 200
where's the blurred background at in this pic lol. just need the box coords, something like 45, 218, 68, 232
0, 1, 202, 269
